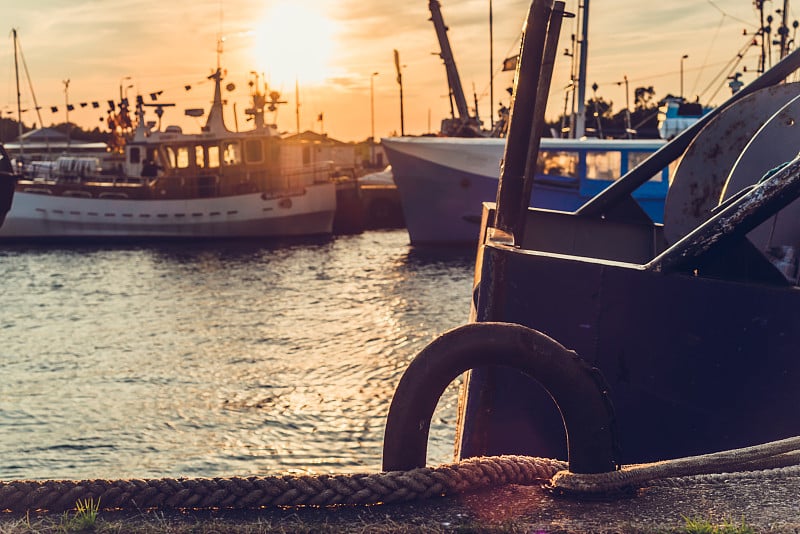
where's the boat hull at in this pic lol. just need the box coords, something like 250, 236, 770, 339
0, 183, 336, 240
383, 136, 667, 245
0, 173, 14, 229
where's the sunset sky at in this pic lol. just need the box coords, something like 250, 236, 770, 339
1, 0, 790, 142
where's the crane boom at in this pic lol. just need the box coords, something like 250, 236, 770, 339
428, 0, 470, 121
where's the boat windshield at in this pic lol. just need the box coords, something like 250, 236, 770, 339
585, 151, 621, 181
539, 151, 578, 178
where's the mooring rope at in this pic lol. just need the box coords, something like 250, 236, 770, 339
548, 435, 800, 494
4, 437, 800, 513
0, 455, 566, 513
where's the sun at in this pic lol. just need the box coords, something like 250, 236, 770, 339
251, 2, 338, 86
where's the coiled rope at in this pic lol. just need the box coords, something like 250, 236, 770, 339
4, 436, 800, 513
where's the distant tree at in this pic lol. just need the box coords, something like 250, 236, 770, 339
586, 96, 614, 119
585, 96, 613, 137
545, 87, 663, 139
0, 117, 112, 144
634, 86, 655, 110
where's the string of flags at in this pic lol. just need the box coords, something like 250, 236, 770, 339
44, 86, 194, 115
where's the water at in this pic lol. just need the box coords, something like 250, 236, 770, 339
0, 230, 476, 480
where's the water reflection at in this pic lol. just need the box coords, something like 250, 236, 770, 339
0, 230, 476, 479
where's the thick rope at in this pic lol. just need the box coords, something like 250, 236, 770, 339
0, 455, 566, 513
5, 437, 800, 513
549, 435, 800, 494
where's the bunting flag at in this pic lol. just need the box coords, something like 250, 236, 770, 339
17, 76, 221, 126
502, 55, 519, 72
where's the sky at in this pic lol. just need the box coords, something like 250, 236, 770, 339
0, 0, 794, 142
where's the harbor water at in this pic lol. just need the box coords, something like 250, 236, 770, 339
0, 229, 475, 481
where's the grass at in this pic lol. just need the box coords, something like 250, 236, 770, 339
682, 515, 755, 534
58, 498, 100, 532
0, 490, 777, 534
0, 511, 772, 534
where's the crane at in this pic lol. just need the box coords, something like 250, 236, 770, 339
428, 0, 485, 136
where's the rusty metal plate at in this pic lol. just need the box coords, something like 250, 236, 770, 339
663, 83, 800, 245
722, 93, 800, 255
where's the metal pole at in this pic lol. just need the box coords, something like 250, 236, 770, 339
492, 0, 560, 240
63, 78, 70, 151
517, 0, 568, 242
370, 72, 378, 165
625, 75, 631, 138
394, 50, 405, 136
489, 0, 494, 129
12, 29, 23, 158
295, 78, 300, 135
574, 0, 589, 138
779, 0, 789, 59
680, 54, 688, 99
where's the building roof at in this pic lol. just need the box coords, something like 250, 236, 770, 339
5, 127, 108, 152
282, 130, 350, 146
18, 127, 68, 142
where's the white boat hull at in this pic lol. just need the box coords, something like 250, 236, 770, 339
0, 183, 336, 239
383, 136, 669, 245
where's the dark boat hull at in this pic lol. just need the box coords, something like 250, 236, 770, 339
459, 221, 800, 464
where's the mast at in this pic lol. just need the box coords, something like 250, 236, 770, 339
778, 0, 790, 59
63, 79, 70, 151
489, 0, 494, 129
574, 0, 589, 138
295, 78, 300, 134
203, 68, 229, 134
12, 29, 23, 158
394, 49, 405, 136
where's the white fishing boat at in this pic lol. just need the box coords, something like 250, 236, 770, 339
1, 55, 337, 241
383, 136, 669, 244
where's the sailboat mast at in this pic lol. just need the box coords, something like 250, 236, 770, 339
12, 29, 23, 157
574, 0, 589, 138
295, 78, 300, 134
489, 0, 494, 129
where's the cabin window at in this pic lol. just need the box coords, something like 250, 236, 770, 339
176, 146, 190, 169
586, 151, 621, 181
129, 147, 141, 164
222, 141, 242, 166
208, 146, 220, 168
539, 151, 578, 178
195, 146, 205, 168
164, 146, 177, 168
245, 139, 263, 163
628, 152, 664, 182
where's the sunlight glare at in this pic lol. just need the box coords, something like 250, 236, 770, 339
251, 2, 337, 86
